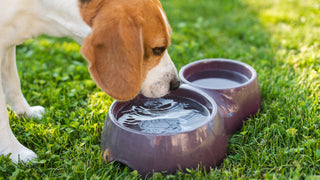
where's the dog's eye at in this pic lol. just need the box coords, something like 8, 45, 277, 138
152, 47, 166, 56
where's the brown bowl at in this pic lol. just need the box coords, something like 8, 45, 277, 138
101, 84, 228, 175
179, 58, 261, 135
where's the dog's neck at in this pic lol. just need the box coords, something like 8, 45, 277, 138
39, 0, 91, 44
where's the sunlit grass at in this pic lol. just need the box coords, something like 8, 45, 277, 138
1, 0, 320, 179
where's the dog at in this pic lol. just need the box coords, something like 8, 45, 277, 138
0, 0, 180, 163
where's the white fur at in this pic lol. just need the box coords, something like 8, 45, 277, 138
0, 0, 91, 163
140, 6, 177, 98
158, 7, 170, 35
0, 0, 177, 163
141, 51, 178, 98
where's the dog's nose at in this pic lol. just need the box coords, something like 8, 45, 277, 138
169, 80, 180, 91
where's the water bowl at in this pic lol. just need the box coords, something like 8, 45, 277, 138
101, 84, 228, 175
179, 58, 261, 135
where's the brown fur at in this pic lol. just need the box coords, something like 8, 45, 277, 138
79, 0, 171, 101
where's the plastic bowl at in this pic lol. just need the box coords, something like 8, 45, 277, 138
101, 84, 228, 175
179, 58, 261, 135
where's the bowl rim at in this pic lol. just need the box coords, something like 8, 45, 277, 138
107, 84, 218, 136
179, 58, 257, 90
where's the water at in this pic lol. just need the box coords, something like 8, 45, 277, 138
117, 96, 210, 134
189, 70, 249, 89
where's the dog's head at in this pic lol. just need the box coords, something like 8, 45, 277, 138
79, 0, 180, 101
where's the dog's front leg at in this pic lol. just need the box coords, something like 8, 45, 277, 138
2, 46, 44, 118
0, 49, 38, 163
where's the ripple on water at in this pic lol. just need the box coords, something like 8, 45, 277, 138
117, 96, 210, 134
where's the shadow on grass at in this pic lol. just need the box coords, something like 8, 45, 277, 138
163, 0, 275, 68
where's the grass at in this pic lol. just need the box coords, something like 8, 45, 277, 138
1, 0, 320, 179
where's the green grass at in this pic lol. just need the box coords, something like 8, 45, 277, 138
1, 0, 320, 179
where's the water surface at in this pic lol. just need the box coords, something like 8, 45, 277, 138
117, 96, 210, 134
189, 70, 249, 89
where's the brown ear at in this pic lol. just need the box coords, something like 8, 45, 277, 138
81, 14, 143, 101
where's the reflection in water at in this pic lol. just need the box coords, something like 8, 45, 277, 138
117, 96, 210, 134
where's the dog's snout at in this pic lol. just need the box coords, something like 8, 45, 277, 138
169, 80, 180, 91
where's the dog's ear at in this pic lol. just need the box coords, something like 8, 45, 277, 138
81, 14, 143, 101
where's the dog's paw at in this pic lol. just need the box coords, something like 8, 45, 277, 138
14, 105, 45, 119
28, 106, 45, 119
11, 146, 38, 164
1, 144, 38, 164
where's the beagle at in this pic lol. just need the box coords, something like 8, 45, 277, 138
0, 0, 180, 163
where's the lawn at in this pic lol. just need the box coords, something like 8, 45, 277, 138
1, 0, 320, 179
